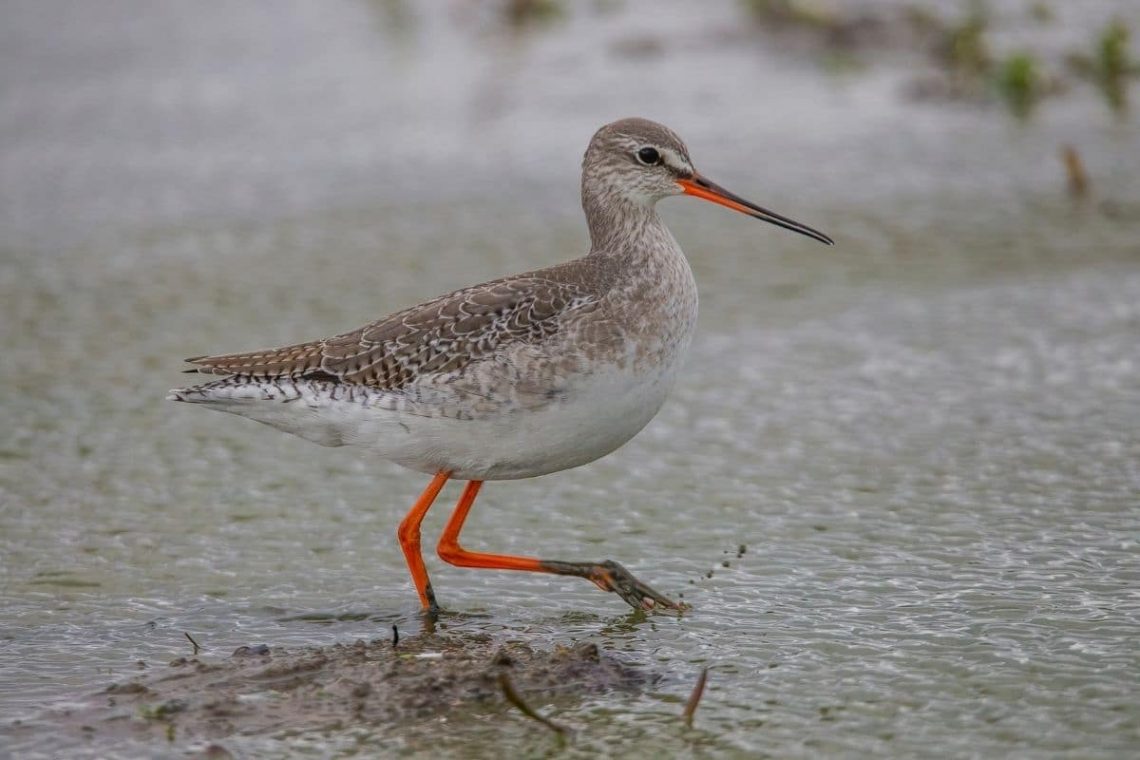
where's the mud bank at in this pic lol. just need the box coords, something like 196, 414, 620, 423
7, 632, 649, 752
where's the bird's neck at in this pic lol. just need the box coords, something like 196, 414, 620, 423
581, 188, 699, 356
583, 192, 675, 263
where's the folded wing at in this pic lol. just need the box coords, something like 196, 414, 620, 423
184, 275, 598, 391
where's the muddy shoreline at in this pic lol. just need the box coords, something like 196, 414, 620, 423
6, 632, 650, 753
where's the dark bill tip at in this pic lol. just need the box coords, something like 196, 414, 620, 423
679, 175, 834, 246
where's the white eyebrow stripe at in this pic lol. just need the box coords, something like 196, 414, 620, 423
660, 147, 691, 173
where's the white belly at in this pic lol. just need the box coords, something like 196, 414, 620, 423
185, 360, 679, 481
382, 364, 677, 480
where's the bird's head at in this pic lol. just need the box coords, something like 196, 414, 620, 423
583, 117, 833, 246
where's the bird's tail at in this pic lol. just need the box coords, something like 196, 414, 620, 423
166, 376, 300, 405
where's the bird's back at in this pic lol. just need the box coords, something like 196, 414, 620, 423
179, 259, 604, 391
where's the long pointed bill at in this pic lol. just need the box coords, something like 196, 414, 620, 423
677, 175, 834, 246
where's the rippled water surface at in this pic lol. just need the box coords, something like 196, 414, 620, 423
2, 1, 1139, 757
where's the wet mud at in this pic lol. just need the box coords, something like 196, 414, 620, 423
7, 632, 648, 751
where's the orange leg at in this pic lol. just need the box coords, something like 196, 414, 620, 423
436, 480, 683, 611
397, 471, 450, 611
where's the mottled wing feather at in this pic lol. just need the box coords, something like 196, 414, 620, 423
184, 341, 325, 377
184, 275, 597, 390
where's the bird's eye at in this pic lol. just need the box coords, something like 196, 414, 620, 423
636, 147, 661, 166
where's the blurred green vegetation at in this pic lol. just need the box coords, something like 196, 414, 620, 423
740, 0, 1136, 120
503, 0, 565, 27
741, 0, 840, 29
937, 2, 991, 83
997, 52, 1043, 119
1068, 19, 1140, 115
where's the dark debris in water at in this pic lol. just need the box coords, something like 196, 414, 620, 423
15, 633, 647, 747
499, 672, 569, 742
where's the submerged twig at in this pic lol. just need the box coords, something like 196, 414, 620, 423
1061, 145, 1090, 198
183, 632, 201, 656
499, 672, 568, 740
391, 624, 399, 649
682, 667, 709, 728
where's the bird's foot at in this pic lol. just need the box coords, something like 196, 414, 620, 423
542, 559, 685, 612
590, 560, 685, 612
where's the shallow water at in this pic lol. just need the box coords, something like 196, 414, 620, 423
2, 1, 1139, 757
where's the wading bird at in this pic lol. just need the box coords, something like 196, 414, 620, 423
169, 118, 832, 612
